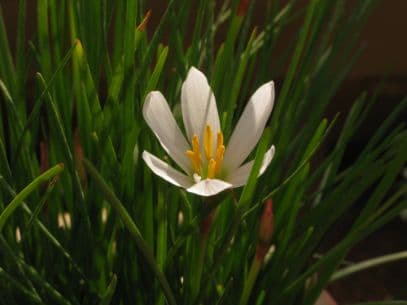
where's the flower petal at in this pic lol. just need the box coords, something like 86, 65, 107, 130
142, 151, 193, 188
181, 67, 220, 156
187, 179, 233, 197
226, 145, 275, 187
223, 81, 275, 171
143, 91, 192, 174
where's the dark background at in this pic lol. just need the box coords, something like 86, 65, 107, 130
1, 0, 406, 303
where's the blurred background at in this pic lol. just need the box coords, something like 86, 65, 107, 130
1, 0, 406, 302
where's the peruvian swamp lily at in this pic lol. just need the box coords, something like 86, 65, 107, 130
142, 67, 275, 196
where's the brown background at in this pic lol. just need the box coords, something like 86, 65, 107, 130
1, 0, 406, 303
1, 0, 407, 79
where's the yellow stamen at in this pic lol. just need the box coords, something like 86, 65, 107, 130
192, 135, 200, 155
207, 158, 216, 179
186, 135, 202, 174
217, 132, 223, 148
186, 150, 201, 174
186, 129, 226, 178
204, 125, 213, 160
215, 132, 225, 173
215, 145, 225, 173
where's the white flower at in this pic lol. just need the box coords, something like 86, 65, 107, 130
142, 67, 275, 197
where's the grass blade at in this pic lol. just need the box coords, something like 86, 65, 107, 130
0, 164, 64, 231
330, 250, 407, 282
83, 159, 178, 305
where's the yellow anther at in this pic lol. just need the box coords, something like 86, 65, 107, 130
192, 135, 200, 155
204, 124, 213, 160
186, 130, 226, 178
207, 158, 216, 179
215, 132, 225, 173
187, 135, 202, 174
215, 145, 225, 173
186, 150, 201, 174
217, 132, 223, 148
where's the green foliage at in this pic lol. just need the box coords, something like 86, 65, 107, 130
0, 0, 406, 304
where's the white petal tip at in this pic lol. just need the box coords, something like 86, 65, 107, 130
187, 66, 203, 75
186, 179, 233, 197
261, 145, 276, 172
142, 151, 192, 188
223, 81, 275, 170
265, 80, 274, 89
141, 92, 192, 173
142, 91, 163, 118
144, 90, 162, 100
185, 66, 209, 85
270, 145, 276, 155
225, 145, 276, 188
259, 81, 275, 99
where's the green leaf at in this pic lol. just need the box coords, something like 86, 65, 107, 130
331, 250, 407, 282
238, 127, 272, 210
0, 164, 64, 231
99, 274, 117, 305
144, 46, 169, 97
0, 5, 16, 91
83, 159, 178, 305
0, 266, 42, 304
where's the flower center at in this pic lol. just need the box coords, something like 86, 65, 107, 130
186, 124, 225, 179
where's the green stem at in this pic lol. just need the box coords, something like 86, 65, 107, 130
239, 253, 262, 305
191, 209, 214, 302
209, 207, 243, 276
191, 233, 209, 301
0, 163, 64, 231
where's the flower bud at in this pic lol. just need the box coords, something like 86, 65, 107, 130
73, 39, 84, 59
256, 199, 274, 260
137, 10, 152, 31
